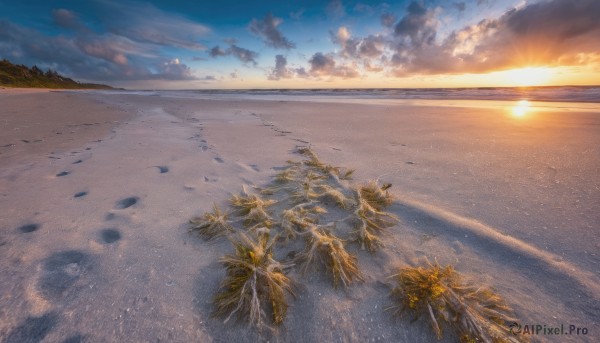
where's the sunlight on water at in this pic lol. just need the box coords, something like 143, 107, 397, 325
512, 100, 530, 117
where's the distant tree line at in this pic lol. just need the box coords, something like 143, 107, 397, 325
0, 58, 112, 89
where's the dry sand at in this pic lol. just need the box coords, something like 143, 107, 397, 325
0, 90, 598, 342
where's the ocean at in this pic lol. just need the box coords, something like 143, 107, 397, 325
94, 85, 600, 103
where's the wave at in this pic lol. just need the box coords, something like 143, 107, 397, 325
81, 86, 600, 105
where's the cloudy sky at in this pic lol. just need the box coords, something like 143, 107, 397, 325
1, 0, 599, 89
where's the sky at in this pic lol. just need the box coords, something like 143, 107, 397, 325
0, 0, 599, 89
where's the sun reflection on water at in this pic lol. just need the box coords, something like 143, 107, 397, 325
512, 100, 530, 117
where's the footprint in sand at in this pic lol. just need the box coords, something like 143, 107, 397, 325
114, 197, 138, 209
38, 250, 93, 301
213, 157, 224, 163
100, 228, 121, 244
74, 192, 87, 198
105, 213, 116, 221
72, 160, 83, 164
17, 223, 40, 233
56, 171, 70, 177
155, 166, 169, 173
4, 312, 58, 343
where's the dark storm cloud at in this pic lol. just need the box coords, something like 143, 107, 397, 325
249, 13, 295, 50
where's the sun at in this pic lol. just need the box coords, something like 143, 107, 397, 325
502, 67, 554, 87
512, 100, 530, 117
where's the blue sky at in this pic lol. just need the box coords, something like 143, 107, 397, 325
1, 0, 599, 88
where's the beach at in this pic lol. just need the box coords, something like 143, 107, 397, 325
0, 89, 598, 342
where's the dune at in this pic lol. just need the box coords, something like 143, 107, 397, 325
0, 89, 598, 342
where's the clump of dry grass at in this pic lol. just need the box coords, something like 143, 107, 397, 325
297, 227, 363, 288
280, 204, 326, 240
230, 189, 276, 228
360, 181, 393, 211
214, 233, 294, 328
288, 176, 322, 203
191, 147, 408, 329
314, 184, 355, 209
190, 204, 234, 240
351, 181, 398, 252
262, 148, 355, 210
389, 263, 523, 343
296, 147, 354, 180
274, 167, 302, 184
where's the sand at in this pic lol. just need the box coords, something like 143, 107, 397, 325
0, 90, 598, 342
